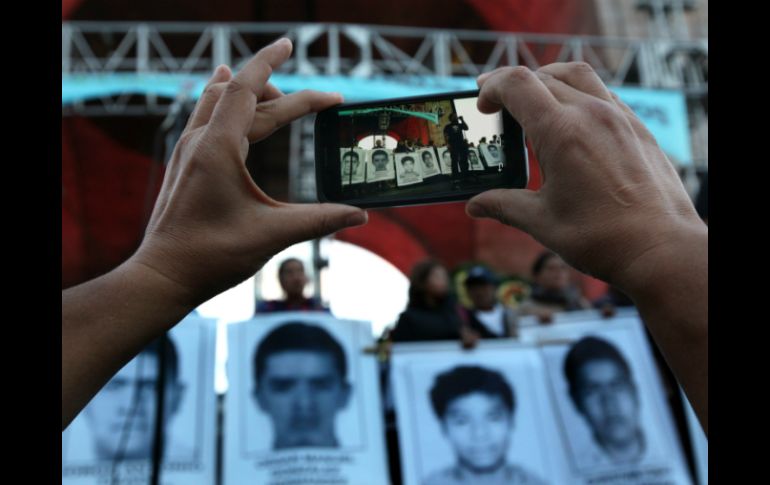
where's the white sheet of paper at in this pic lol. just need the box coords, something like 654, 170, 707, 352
224, 312, 389, 485
391, 340, 570, 485
365, 148, 396, 183
62, 315, 218, 485
340, 148, 366, 185
395, 152, 424, 186
519, 311, 695, 484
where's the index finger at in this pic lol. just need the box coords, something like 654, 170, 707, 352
476, 66, 561, 135
209, 38, 293, 141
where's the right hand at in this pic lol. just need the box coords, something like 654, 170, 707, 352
466, 63, 705, 292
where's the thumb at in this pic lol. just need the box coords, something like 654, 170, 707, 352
271, 203, 368, 246
466, 189, 541, 233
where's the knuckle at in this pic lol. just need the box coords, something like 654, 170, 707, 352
571, 61, 595, 73
506, 65, 532, 83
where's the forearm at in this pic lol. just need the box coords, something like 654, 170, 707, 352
616, 221, 708, 434
62, 259, 195, 429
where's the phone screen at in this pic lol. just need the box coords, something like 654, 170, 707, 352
315, 90, 527, 208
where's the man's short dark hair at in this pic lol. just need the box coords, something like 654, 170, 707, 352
278, 258, 304, 279
343, 151, 359, 161
563, 336, 633, 403
372, 150, 388, 160
254, 322, 347, 386
429, 366, 515, 420
142, 336, 180, 384
401, 156, 415, 165
422, 151, 433, 160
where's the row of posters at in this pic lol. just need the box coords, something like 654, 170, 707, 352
341, 143, 502, 186
62, 311, 704, 485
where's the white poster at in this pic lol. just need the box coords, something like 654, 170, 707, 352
479, 142, 503, 167
681, 390, 707, 485
467, 147, 484, 171
438, 146, 453, 175
340, 147, 366, 185
62, 314, 218, 485
365, 148, 396, 183
416, 148, 441, 178
391, 340, 569, 485
395, 152, 424, 186
519, 312, 694, 484
225, 312, 389, 485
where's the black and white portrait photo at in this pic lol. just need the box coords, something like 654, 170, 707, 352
479, 142, 503, 167
417, 148, 441, 178
438, 147, 453, 175
521, 312, 694, 484
225, 313, 389, 485
62, 314, 218, 484
366, 148, 396, 183
254, 322, 352, 450
340, 147, 366, 185
467, 147, 484, 171
395, 153, 424, 186
391, 342, 569, 485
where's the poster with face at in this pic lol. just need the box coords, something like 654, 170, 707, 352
519, 312, 694, 485
365, 148, 396, 183
391, 340, 569, 485
438, 147, 453, 175
225, 313, 389, 485
340, 148, 366, 185
395, 152, 424, 186
479, 143, 503, 167
467, 147, 484, 171
62, 314, 217, 485
417, 148, 441, 178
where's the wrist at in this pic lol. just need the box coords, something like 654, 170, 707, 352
121, 253, 202, 318
611, 218, 707, 318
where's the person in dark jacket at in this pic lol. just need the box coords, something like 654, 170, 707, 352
390, 260, 481, 345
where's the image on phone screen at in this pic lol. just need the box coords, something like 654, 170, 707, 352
317, 91, 527, 208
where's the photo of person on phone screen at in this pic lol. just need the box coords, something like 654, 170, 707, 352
396, 154, 423, 186
420, 149, 441, 178
340, 148, 365, 185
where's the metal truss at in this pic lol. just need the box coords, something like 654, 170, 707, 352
62, 22, 707, 110
62, 22, 708, 200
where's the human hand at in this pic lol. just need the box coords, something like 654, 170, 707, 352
466, 63, 704, 292
130, 39, 367, 307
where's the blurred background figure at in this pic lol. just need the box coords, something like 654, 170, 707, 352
593, 285, 636, 318
389, 260, 480, 347
256, 258, 327, 313
518, 251, 591, 323
463, 265, 518, 338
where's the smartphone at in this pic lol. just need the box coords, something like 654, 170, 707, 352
314, 90, 527, 209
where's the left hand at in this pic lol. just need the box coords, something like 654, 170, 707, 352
131, 38, 367, 307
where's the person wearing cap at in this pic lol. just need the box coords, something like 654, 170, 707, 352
463, 265, 518, 339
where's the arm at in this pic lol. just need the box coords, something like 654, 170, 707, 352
466, 63, 707, 433
62, 39, 368, 430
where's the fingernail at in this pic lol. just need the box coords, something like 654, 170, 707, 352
273, 37, 292, 48
345, 211, 368, 227
466, 201, 487, 218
